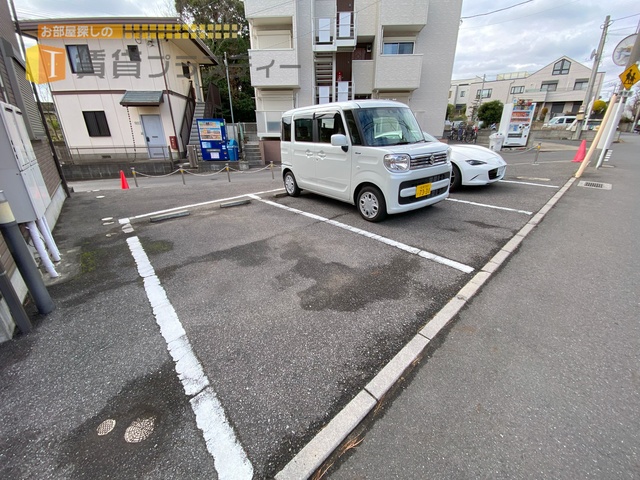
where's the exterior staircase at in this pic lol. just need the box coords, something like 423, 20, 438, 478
241, 123, 263, 168
187, 101, 206, 161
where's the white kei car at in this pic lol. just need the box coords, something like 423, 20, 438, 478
423, 132, 507, 191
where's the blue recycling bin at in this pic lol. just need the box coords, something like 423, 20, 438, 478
228, 139, 238, 161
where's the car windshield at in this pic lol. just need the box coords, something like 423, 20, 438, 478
352, 107, 424, 146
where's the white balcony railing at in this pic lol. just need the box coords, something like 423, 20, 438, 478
313, 12, 357, 51
316, 81, 353, 104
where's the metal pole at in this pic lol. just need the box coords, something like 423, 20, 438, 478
180, 168, 186, 185
224, 52, 237, 142
533, 143, 541, 164
573, 15, 611, 140
0, 259, 32, 334
131, 167, 139, 187
0, 192, 55, 315
226, 163, 231, 182
270, 161, 274, 180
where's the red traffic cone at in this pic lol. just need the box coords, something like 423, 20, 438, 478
572, 139, 587, 163
120, 170, 130, 189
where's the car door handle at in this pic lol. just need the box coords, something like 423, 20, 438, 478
317, 151, 326, 159
305, 149, 314, 158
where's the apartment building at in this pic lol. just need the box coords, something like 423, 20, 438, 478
449, 56, 605, 123
244, 0, 463, 161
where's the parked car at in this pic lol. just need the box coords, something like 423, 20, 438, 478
280, 101, 452, 222
542, 115, 576, 128
423, 132, 506, 191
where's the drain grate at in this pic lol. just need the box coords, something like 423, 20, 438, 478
577, 181, 612, 190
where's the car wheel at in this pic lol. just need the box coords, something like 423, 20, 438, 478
357, 186, 387, 222
284, 171, 300, 197
450, 164, 462, 191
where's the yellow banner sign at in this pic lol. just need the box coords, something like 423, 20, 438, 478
37, 24, 239, 40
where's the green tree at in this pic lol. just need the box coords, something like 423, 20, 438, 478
175, 0, 255, 122
446, 103, 455, 120
592, 99, 607, 117
477, 100, 503, 126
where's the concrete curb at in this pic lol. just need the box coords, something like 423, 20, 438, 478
275, 176, 577, 479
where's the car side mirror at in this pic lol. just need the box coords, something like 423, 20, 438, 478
331, 133, 348, 152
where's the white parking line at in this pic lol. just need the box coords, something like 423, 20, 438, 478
119, 188, 284, 224
446, 197, 533, 215
499, 179, 560, 188
248, 194, 474, 274
126, 236, 253, 480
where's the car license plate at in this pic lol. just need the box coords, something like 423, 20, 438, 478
416, 183, 431, 198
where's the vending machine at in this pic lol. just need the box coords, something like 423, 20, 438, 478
499, 99, 536, 147
197, 119, 229, 161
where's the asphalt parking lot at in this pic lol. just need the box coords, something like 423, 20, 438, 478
1, 146, 583, 479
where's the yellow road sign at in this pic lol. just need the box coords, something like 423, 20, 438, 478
620, 63, 640, 89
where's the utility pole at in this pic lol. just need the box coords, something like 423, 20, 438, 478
573, 15, 611, 140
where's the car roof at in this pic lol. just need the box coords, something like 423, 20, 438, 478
282, 100, 410, 117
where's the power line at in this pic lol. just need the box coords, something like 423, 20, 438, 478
461, 0, 533, 20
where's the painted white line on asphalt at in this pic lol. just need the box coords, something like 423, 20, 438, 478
276, 176, 577, 479
499, 179, 560, 188
126, 236, 253, 480
248, 195, 474, 274
446, 197, 533, 215
124, 188, 284, 222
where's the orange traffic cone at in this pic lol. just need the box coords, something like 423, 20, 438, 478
572, 140, 587, 163
120, 170, 130, 189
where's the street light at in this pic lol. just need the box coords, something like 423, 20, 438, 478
223, 52, 237, 142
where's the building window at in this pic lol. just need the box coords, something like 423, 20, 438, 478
511, 86, 525, 94
476, 89, 492, 99
574, 79, 588, 90
382, 42, 414, 55
552, 59, 570, 75
82, 111, 111, 137
460, 91, 466, 97
127, 45, 141, 62
66, 45, 93, 74
541, 82, 558, 92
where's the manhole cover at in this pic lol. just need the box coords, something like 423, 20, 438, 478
577, 181, 612, 190
96, 419, 116, 436
124, 416, 156, 443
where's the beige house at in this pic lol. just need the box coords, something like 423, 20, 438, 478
243, 0, 463, 161
20, 18, 219, 163
449, 56, 605, 123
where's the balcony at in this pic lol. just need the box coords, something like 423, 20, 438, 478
312, 12, 357, 52
379, 0, 428, 30
244, 0, 294, 18
249, 49, 299, 88
374, 54, 423, 90
316, 81, 353, 104
353, 60, 374, 94
524, 86, 589, 103
256, 110, 283, 137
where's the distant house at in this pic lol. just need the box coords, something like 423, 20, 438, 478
449, 56, 605, 123
19, 17, 220, 163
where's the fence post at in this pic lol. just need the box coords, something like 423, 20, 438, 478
180, 168, 186, 185
168, 146, 173, 162
270, 161, 274, 180
533, 143, 541, 165
131, 167, 139, 187
226, 163, 231, 182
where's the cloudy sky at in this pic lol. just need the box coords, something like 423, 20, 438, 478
12, 0, 640, 98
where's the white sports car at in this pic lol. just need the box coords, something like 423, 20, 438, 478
423, 132, 507, 191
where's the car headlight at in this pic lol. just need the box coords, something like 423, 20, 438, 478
383, 154, 410, 172
465, 159, 487, 166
